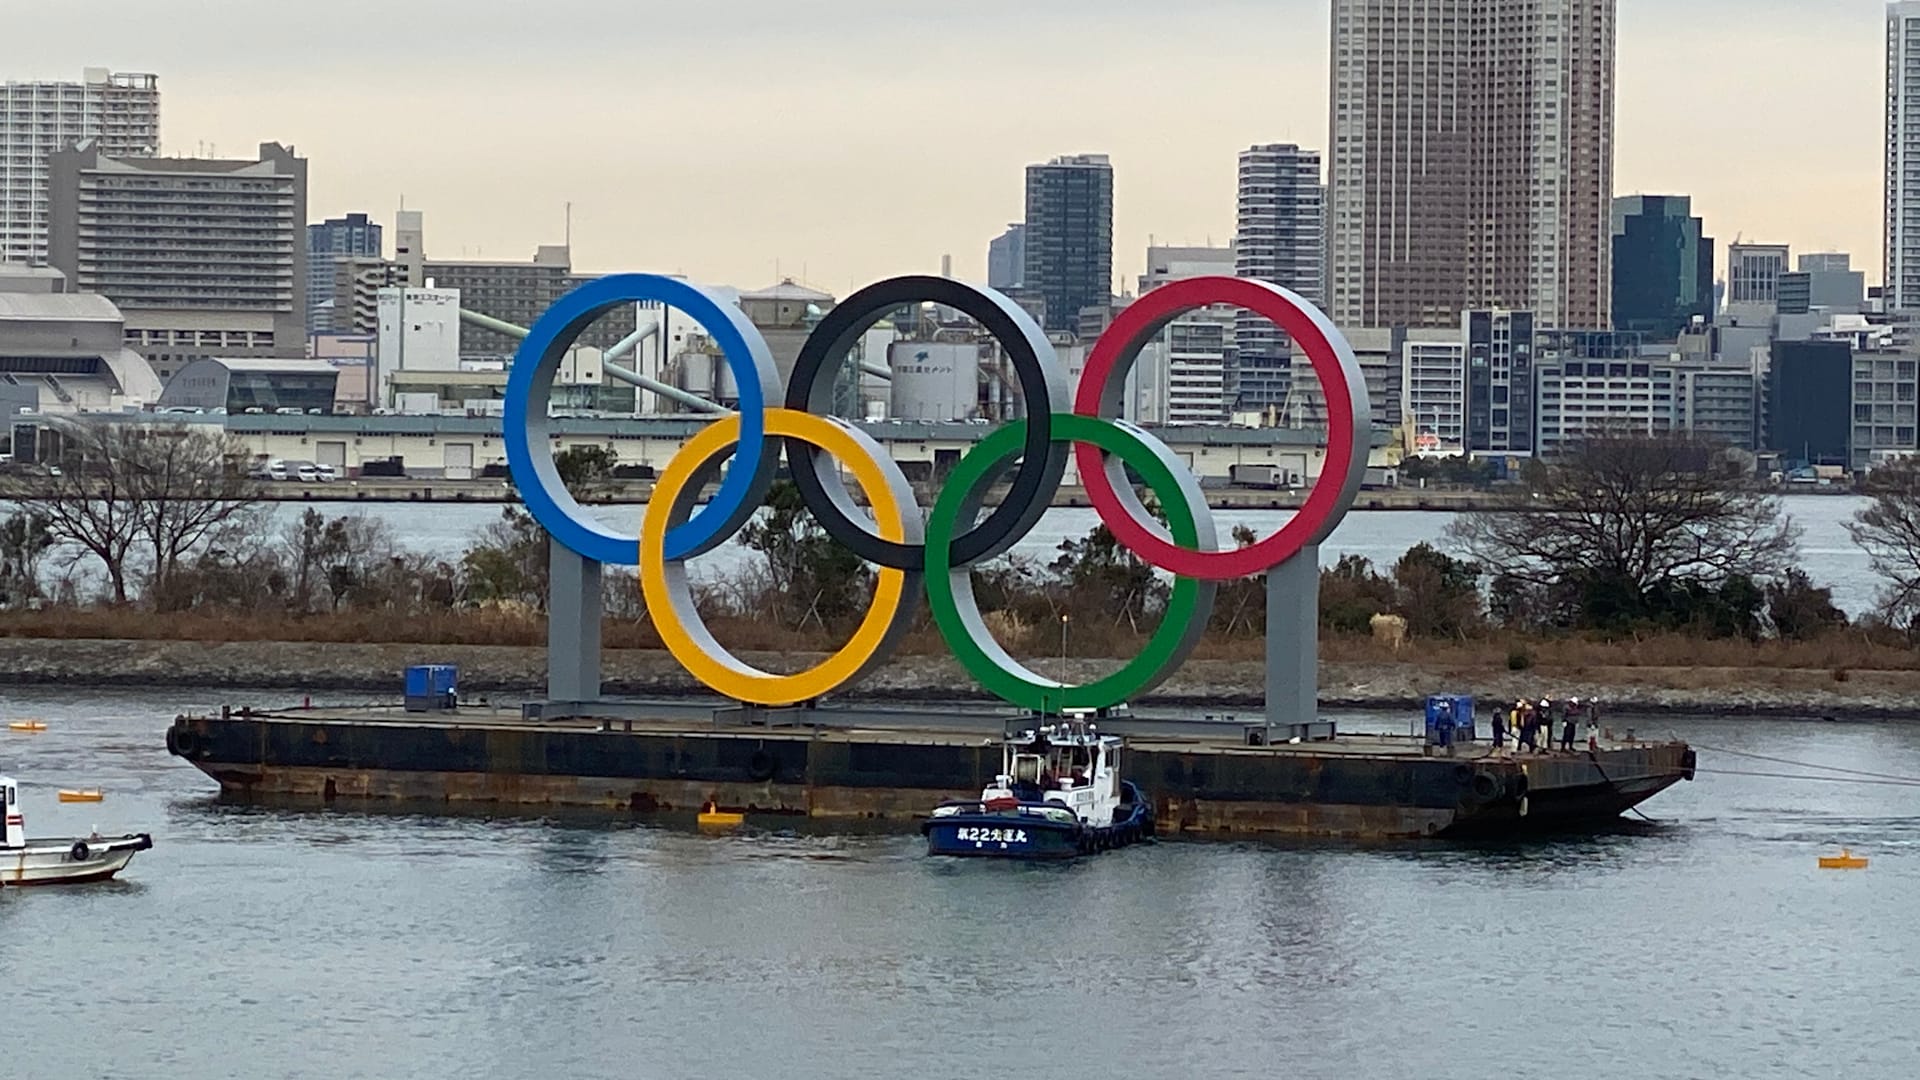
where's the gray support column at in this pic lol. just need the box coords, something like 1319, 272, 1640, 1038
548, 539, 602, 704
1264, 545, 1320, 728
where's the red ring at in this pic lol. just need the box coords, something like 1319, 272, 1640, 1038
1072, 276, 1366, 581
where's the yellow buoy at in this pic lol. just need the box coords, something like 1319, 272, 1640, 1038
7, 720, 47, 733
1818, 848, 1869, 870
697, 800, 744, 828
58, 789, 104, 803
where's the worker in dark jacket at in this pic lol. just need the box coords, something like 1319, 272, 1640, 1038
1560, 697, 1579, 751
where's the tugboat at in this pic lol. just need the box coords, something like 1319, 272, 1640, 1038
921, 716, 1151, 859
0, 775, 153, 886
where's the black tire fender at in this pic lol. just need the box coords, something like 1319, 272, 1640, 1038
747, 749, 777, 783
1470, 771, 1503, 802
70, 841, 90, 862
1682, 749, 1698, 782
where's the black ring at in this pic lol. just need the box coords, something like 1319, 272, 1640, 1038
783, 276, 1068, 571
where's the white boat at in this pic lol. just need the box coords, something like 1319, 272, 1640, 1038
921, 716, 1152, 859
0, 775, 153, 886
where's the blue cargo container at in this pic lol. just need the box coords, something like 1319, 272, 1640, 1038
404, 664, 458, 712
1424, 694, 1475, 745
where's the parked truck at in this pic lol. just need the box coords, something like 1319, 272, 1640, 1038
1229, 463, 1286, 489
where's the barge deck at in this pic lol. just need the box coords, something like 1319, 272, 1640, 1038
165, 704, 1693, 839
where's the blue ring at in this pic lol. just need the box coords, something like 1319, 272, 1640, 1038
503, 274, 780, 565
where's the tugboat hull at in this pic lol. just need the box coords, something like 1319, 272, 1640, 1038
923, 817, 1084, 860
922, 781, 1154, 860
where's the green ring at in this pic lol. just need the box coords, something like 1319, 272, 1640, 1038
925, 413, 1214, 712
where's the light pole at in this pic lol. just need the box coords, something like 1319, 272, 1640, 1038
1058, 613, 1070, 713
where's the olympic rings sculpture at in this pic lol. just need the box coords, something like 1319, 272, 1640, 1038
504, 273, 1370, 710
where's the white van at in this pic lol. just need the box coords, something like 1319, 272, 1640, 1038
265, 460, 291, 482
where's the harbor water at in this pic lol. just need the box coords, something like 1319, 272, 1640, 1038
3, 685, 1917, 1079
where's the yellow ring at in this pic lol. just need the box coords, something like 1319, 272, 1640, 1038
640, 407, 912, 706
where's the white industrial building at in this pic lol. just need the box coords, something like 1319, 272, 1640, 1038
888, 341, 979, 421
376, 285, 461, 406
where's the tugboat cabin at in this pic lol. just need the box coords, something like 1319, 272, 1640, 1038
992, 718, 1122, 825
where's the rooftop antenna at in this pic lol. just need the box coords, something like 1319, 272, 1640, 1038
565, 201, 572, 251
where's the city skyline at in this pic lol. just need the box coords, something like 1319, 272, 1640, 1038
0, 0, 1889, 297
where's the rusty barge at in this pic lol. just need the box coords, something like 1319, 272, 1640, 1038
164, 704, 1694, 839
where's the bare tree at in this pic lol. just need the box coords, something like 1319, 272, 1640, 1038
1448, 430, 1798, 625
0, 421, 262, 605
281, 508, 403, 612
129, 425, 265, 603
1847, 457, 1920, 628
0, 511, 54, 607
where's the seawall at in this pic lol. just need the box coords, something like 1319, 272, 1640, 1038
1, 637, 1913, 719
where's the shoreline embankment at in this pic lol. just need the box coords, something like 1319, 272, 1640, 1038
2, 638, 1913, 720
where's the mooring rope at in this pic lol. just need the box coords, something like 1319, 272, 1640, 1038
1684, 743, 1920, 787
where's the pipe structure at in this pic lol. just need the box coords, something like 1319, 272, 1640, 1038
461, 308, 728, 415
465, 305, 887, 378
603, 321, 659, 363
602, 359, 729, 415
458, 308, 530, 341
599, 322, 726, 413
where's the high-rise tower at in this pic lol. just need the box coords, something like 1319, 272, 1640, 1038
1328, 0, 1615, 329
1022, 154, 1114, 335
0, 68, 159, 266
1887, 3, 1920, 312
1234, 143, 1325, 408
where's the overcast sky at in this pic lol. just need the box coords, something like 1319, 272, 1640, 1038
2, 0, 1889, 295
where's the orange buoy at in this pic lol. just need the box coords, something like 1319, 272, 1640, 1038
1818, 848, 1869, 870
58, 789, 105, 803
696, 800, 744, 828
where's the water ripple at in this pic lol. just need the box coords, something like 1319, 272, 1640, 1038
1, 686, 1916, 1079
